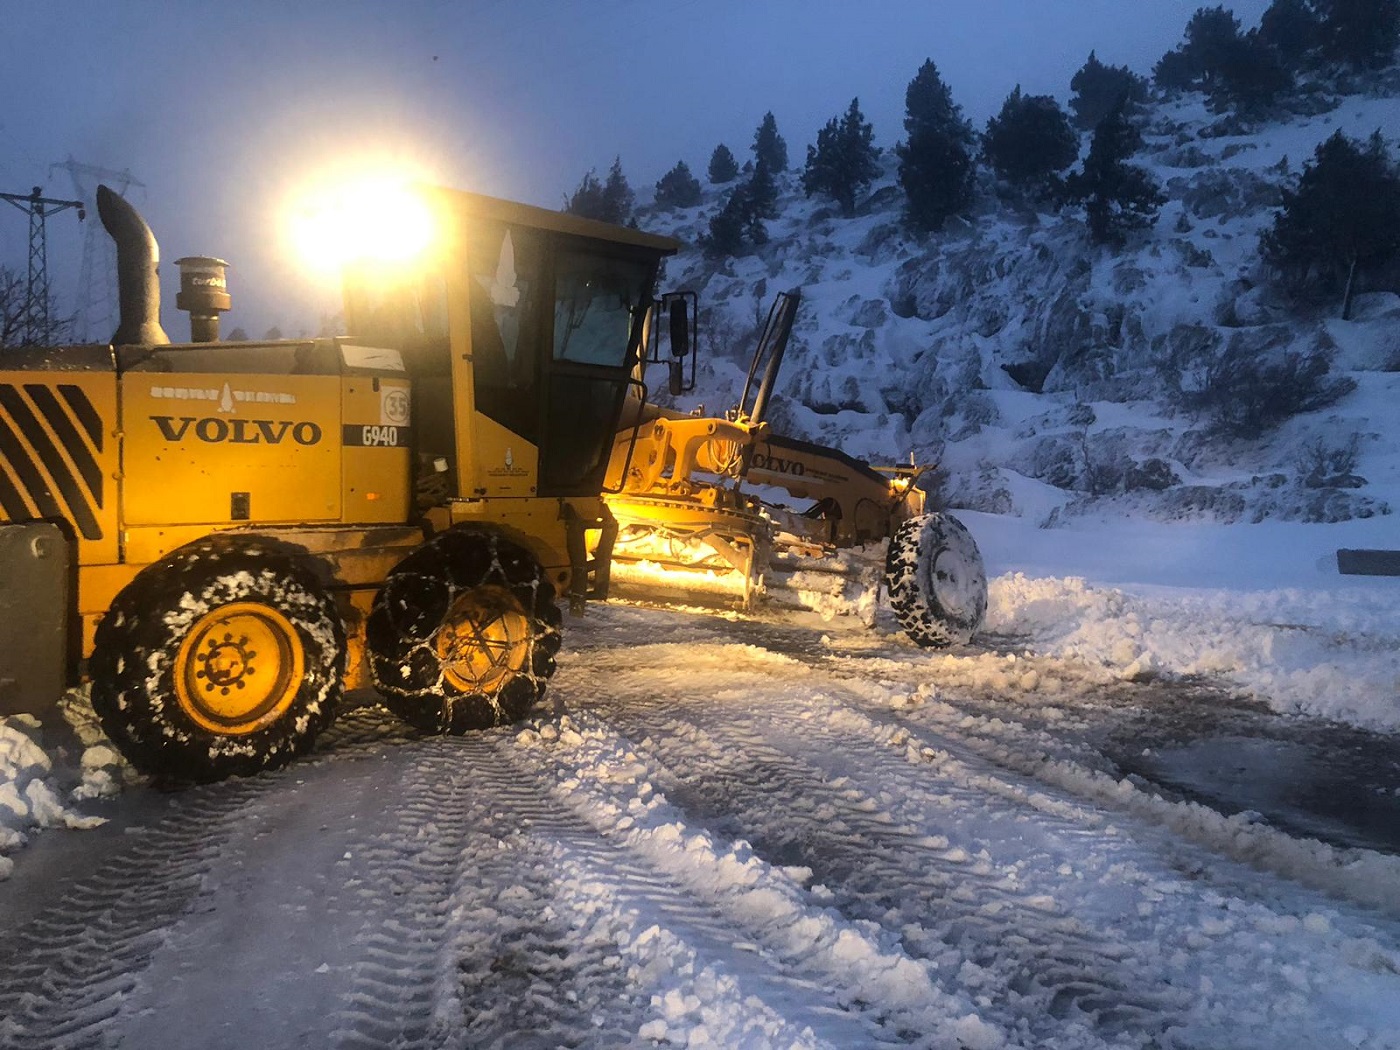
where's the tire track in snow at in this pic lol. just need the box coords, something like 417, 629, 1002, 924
331, 736, 884, 1049
450, 740, 875, 1050
514, 719, 1032, 1050
329, 744, 474, 1049
0, 714, 419, 1050
774, 689, 1400, 1049
329, 736, 655, 1048
557, 635, 1400, 1049
563, 677, 1187, 1049
584, 618, 1400, 918
0, 777, 277, 1050
806, 653, 1400, 920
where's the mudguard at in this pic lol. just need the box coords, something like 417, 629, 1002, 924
0, 522, 72, 721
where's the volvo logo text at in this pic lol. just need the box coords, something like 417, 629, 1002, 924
151, 416, 323, 446
750, 452, 805, 477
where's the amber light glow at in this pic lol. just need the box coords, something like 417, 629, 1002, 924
285, 171, 436, 278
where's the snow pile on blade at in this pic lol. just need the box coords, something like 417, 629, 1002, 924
761, 545, 883, 623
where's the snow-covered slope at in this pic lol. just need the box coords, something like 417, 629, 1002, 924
638, 85, 1400, 531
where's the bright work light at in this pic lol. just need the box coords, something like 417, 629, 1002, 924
286, 172, 436, 278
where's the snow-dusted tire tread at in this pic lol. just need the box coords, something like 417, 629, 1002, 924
89, 535, 345, 784
884, 512, 987, 647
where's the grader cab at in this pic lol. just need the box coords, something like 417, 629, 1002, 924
0, 182, 678, 782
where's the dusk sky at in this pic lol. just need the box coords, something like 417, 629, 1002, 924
2, 0, 1272, 337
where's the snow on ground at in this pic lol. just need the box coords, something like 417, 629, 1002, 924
0, 717, 102, 879
972, 512, 1400, 731
3, 602, 1400, 1049
1, 515, 1399, 1046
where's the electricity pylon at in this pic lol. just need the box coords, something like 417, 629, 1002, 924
50, 159, 145, 342
0, 186, 84, 348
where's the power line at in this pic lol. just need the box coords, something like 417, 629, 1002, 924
0, 186, 84, 348
50, 159, 146, 342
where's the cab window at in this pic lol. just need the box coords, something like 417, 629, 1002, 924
552, 251, 653, 367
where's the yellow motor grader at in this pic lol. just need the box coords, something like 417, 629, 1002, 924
0, 182, 680, 782
601, 291, 988, 647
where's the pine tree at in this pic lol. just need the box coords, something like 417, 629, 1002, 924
752, 112, 789, 173
1191, 6, 1243, 86
601, 157, 635, 224
1156, 9, 1291, 113
982, 86, 1078, 196
565, 170, 607, 220
1262, 130, 1400, 317
1215, 30, 1294, 114
1258, 0, 1323, 67
1069, 51, 1148, 130
802, 97, 881, 218
1153, 48, 1199, 92
701, 192, 747, 257
1155, 6, 1245, 91
1066, 99, 1166, 247
655, 160, 703, 208
1313, 0, 1400, 70
747, 156, 779, 219
566, 159, 634, 224
708, 144, 739, 184
700, 182, 769, 258
895, 60, 975, 231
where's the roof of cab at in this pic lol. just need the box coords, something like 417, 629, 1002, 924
424, 185, 681, 256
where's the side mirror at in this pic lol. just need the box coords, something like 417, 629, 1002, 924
669, 359, 685, 396
668, 296, 690, 359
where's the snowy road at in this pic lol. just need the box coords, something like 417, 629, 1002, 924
2, 602, 1399, 1049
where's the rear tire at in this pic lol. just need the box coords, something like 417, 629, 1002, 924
366, 527, 561, 733
884, 512, 987, 648
89, 536, 345, 784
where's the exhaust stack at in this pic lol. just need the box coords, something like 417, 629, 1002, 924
96, 185, 170, 346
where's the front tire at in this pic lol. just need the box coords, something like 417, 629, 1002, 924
89, 536, 346, 783
366, 527, 562, 733
884, 512, 987, 648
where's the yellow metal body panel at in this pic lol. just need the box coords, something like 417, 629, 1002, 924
78, 562, 142, 658
122, 373, 342, 525
339, 376, 412, 523
0, 363, 121, 565
462, 414, 539, 498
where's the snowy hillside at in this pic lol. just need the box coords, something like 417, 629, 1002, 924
638, 85, 1400, 532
